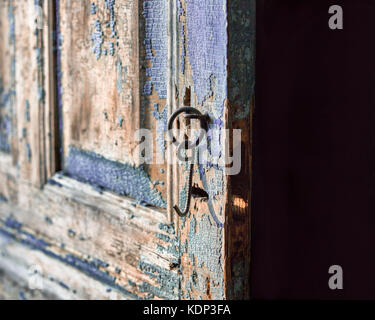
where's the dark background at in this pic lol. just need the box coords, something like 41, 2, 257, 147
252, 0, 375, 299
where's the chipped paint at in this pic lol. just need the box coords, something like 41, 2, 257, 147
3, 214, 181, 300
64, 147, 166, 208
90, 0, 118, 59
0, 193, 8, 203
186, 0, 227, 119
183, 214, 224, 299
0, 0, 16, 153
91, 19, 104, 59
90, 2, 97, 15
115, 58, 127, 95
152, 103, 167, 155
176, 0, 229, 300
26, 143, 32, 162
154, 223, 179, 267
138, 260, 180, 300
177, 0, 185, 74
142, 0, 167, 99
0, 80, 12, 151
0, 217, 138, 299
19, 291, 27, 300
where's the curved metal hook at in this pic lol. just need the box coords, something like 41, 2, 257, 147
167, 107, 209, 149
168, 107, 209, 217
173, 145, 195, 217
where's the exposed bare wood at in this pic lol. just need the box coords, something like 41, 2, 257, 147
59, 0, 140, 165
0, 174, 179, 300
0, 0, 254, 301
0, 1, 17, 163
15, 1, 45, 186
0, 239, 134, 300
0, 267, 58, 300
173, 0, 228, 300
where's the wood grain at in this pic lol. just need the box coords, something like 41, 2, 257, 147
0, 173, 179, 300
60, 0, 140, 165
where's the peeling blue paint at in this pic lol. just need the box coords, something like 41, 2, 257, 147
116, 59, 127, 95
91, 19, 104, 59
155, 233, 171, 243
90, 2, 97, 15
0, 219, 138, 299
26, 143, 32, 162
0, 0, 16, 153
139, 261, 179, 300
35, 0, 46, 111
19, 291, 27, 300
152, 103, 167, 155
177, 0, 185, 74
142, 0, 167, 99
90, 1, 118, 59
5, 217, 22, 230
47, 178, 63, 188
186, 214, 224, 299
105, 0, 117, 39
199, 165, 224, 228
22, 127, 27, 139
64, 147, 166, 208
58, 281, 70, 290
155, 224, 179, 265
117, 116, 124, 128
45, 216, 53, 225
68, 229, 76, 238
0, 193, 8, 203
0, 80, 12, 152
108, 41, 115, 56
128, 280, 136, 287
91, 258, 109, 269
178, 0, 228, 300
186, 0, 227, 119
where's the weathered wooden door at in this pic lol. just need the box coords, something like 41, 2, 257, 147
0, 0, 253, 300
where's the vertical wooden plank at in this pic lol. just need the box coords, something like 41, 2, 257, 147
0, 0, 17, 161
15, 0, 46, 187
176, 0, 228, 300
44, 0, 60, 178
174, 0, 254, 300
139, 0, 169, 201
226, 0, 255, 299
167, 0, 178, 223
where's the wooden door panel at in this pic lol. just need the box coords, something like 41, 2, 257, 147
0, 176, 178, 299
58, 0, 168, 207
0, 0, 254, 300
0, 0, 178, 300
59, 0, 140, 165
